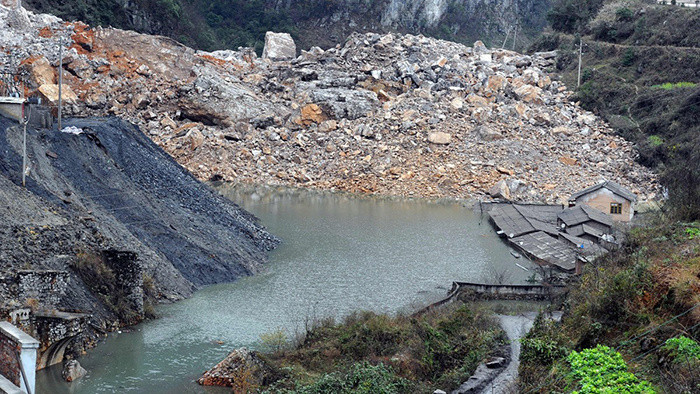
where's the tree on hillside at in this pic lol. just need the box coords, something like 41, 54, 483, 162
547, 0, 606, 33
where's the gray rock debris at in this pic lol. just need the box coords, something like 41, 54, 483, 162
262, 32, 296, 61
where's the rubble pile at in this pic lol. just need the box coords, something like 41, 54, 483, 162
0, 4, 658, 203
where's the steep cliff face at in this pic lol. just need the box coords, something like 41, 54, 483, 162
22, 0, 550, 51
275, 0, 551, 50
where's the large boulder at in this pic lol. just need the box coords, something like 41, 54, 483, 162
198, 347, 278, 388
62, 360, 87, 382
262, 32, 296, 61
488, 180, 511, 200
38, 84, 78, 105
20, 56, 56, 88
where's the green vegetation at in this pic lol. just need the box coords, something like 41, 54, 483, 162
532, 0, 700, 220
661, 336, 700, 361
260, 304, 506, 392
567, 345, 654, 393
518, 221, 700, 393
266, 362, 411, 394
651, 82, 697, 90
546, 0, 605, 33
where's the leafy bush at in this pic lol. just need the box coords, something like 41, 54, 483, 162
647, 135, 664, 148
285, 362, 411, 394
661, 336, 700, 362
265, 305, 504, 392
567, 345, 655, 394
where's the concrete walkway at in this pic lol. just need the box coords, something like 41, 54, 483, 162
479, 311, 563, 394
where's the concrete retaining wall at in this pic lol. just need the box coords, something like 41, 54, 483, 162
0, 321, 39, 394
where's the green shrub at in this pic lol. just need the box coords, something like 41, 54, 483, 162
521, 337, 569, 365
278, 362, 411, 394
662, 336, 700, 362
647, 135, 664, 148
567, 345, 655, 394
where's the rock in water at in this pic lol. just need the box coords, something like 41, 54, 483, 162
62, 360, 87, 382
262, 32, 296, 61
198, 347, 277, 388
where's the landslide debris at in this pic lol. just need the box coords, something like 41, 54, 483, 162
0, 4, 657, 204
0, 114, 279, 328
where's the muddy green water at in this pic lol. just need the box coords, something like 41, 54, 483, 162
36, 186, 534, 393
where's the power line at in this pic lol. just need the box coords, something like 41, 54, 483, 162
523, 302, 700, 393
616, 303, 700, 350
629, 320, 700, 364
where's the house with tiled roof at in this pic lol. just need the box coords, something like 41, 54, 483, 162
568, 181, 637, 222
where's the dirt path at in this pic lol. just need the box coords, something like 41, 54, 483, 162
477, 311, 562, 394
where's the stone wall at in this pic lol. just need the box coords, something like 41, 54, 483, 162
16, 270, 69, 308
103, 250, 144, 319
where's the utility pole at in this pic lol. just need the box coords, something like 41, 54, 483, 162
58, 35, 63, 131
22, 105, 27, 187
501, 26, 511, 49
512, 24, 518, 52
577, 37, 583, 88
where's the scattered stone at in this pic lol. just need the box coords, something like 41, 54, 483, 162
485, 357, 506, 369
0, 9, 657, 203
489, 180, 511, 200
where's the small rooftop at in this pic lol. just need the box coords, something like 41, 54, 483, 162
569, 181, 637, 202
558, 204, 613, 228
511, 231, 577, 271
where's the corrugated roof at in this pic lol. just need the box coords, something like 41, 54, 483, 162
559, 233, 607, 258
488, 204, 534, 238
510, 231, 577, 271
569, 181, 637, 202
558, 205, 613, 228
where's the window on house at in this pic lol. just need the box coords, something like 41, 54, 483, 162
610, 203, 622, 214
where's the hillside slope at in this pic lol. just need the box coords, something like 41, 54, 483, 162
0, 115, 279, 328
0, 5, 659, 204
530, 0, 700, 218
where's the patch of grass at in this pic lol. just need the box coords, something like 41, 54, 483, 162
651, 82, 698, 90
264, 304, 505, 392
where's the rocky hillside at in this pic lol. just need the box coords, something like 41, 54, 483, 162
531, 0, 699, 218
22, 0, 552, 52
0, 4, 658, 204
0, 102, 278, 329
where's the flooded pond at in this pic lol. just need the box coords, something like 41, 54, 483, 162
37, 186, 534, 393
